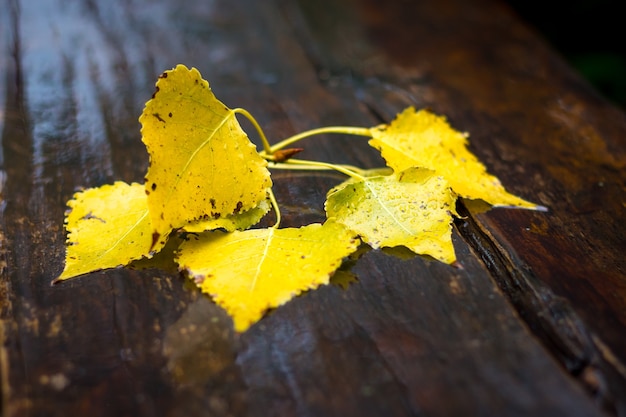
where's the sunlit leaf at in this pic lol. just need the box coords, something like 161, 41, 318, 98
54, 66, 548, 334
326, 168, 457, 264
176, 222, 359, 332
54, 182, 165, 283
369, 107, 539, 209
141, 64, 272, 239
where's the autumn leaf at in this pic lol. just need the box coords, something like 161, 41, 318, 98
325, 168, 457, 264
54, 66, 548, 334
55, 182, 166, 283
141, 64, 272, 238
181, 198, 270, 233
176, 222, 359, 332
369, 107, 539, 209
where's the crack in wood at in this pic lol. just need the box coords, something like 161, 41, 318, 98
454, 202, 626, 415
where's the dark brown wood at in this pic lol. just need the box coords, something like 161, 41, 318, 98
1, 0, 625, 416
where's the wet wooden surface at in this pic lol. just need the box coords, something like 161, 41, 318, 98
1, 0, 625, 416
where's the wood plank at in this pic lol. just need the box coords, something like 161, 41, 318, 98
0, 0, 623, 416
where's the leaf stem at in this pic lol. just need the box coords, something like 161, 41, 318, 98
268, 126, 372, 154
279, 159, 365, 181
233, 108, 272, 154
268, 161, 367, 175
267, 188, 281, 228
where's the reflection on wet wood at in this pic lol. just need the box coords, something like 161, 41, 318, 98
1, 0, 625, 416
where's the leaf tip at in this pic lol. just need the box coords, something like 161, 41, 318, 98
451, 260, 464, 270
51, 273, 72, 285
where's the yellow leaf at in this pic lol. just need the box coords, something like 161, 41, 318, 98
176, 222, 359, 332
55, 182, 166, 283
369, 107, 539, 209
141, 64, 272, 238
326, 168, 457, 264
181, 198, 270, 233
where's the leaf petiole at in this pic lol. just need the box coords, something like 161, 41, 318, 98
267, 126, 372, 154
267, 161, 367, 176
267, 188, 281, 229
277, 158, 365, 181
233, 108, 273, 154
233, 107, 373, 158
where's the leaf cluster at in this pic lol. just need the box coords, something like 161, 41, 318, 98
56, 65, 544, 331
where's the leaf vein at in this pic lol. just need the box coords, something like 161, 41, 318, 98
364, 182, 416, 237
249, 228, 274, 293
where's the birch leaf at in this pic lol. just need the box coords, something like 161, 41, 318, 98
369, 107, 539, 209
176, 222, 359, 332
141, 64, 272, 238
326, 168, 457, 264
54, 182, 165, 283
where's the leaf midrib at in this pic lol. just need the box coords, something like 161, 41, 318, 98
157, 109, 235, 225
364, 181, 416, 237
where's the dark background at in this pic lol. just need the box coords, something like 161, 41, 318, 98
507, 0, 626, 108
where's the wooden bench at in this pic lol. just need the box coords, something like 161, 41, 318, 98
1, 0, 625, 415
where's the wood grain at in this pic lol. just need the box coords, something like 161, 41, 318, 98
1, 0, 624, 416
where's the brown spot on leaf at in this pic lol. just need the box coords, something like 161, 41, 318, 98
151, 86, 160, 99
81, 212, 106, 223
153, 113, 165, 123
233, 201, 243, 214
210, 198, 216, 209
151, 183, 157, 191
151, 232, 161, 250
168, 112, 172, 118
159, 72, 168, 79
